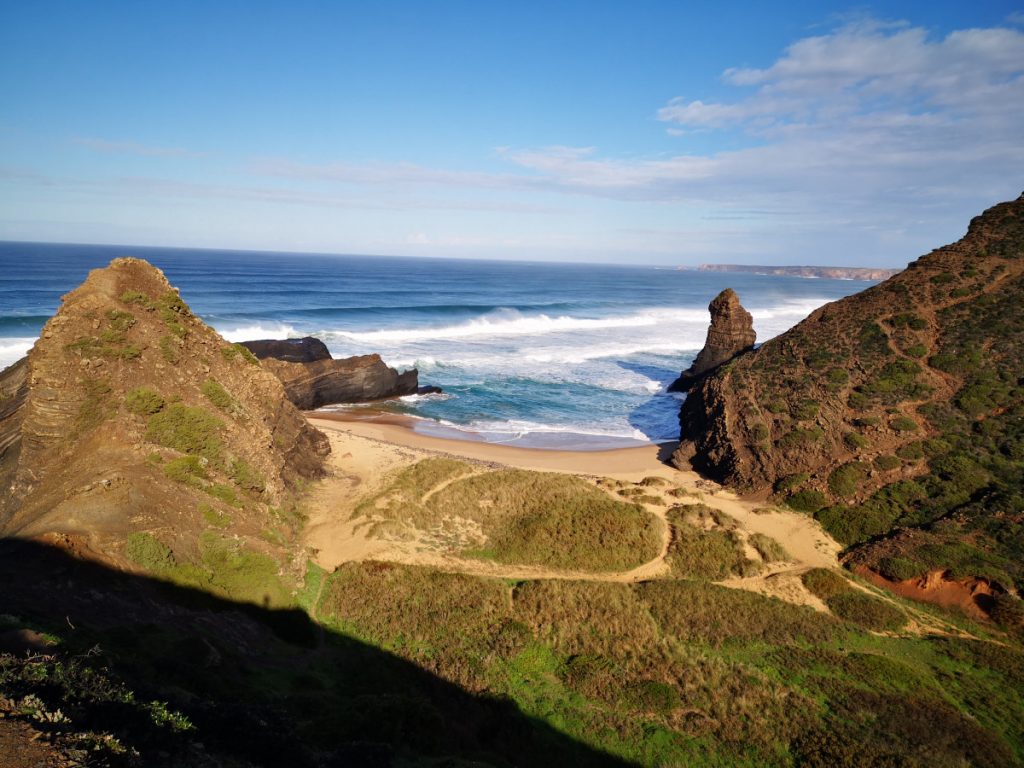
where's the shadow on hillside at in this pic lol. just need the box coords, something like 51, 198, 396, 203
0, 538, 634, 768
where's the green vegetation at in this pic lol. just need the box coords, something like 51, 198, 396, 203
199, 503, 231, 529
665, 505, 761, 579
873, 454, 901, 471
779, 425, 824, 448
145, 403, 224, 463
157, 290, 191, 338
229, 458, 265, 493
843, 431, 868, 450
162, 455, 207, 485
158, 333, 181, 363
220, 342, 260, 365
0, 652, 194, 762
890, 415, 919, 432
801, 569, 906, 631
124, 385, 165, 415
827, 462, 868, 498
749, 532, 789, 562
200, 378, 234, 411
356, 460, 660, 571
126, 530, 289, 608
876, 556, 924, 581
786, 489, 827, 513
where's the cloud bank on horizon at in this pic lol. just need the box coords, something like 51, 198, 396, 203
1, 6, 1022, 266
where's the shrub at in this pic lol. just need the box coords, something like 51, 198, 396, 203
844, 432, 868, 451
145, 403, 224, 463
876, 556, 923, 581
792, 400, 820, 420
124, 386, 165, 415
787, 490, 828, 513
163, 455, 207, 485
828, 463, 868, 498
749, 533, 789, 563
159, 334, 181, 364
230, 458, 266, 493
904, 343, 928, 358
221, 343, 260, 366
751, 423, 770, 442
206, 484, 240, 507
891, 416, 919, 432
801, 568, 850, 600
779, 426, 824, 448
124, 532, 174, 573
873, 455, 901, 471
120, 289, 155, 308
200, 503, 231, 529
775, 473, 809, 493
826, 368, 849, 385
201, 378, 234, 411
896, 441, 925, 461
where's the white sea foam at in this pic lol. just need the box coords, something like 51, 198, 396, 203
448, 417, 651, 443
0, 338, 36, 370
215, 322, 299, 343
324, 307, 709, 345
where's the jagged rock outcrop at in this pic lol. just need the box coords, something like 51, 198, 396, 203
241, 336, 332, 363
674, 193, 1024, 606
257, 353, 420, 410
0, 258, 329, 542
668, 288, 756, 393
240, 338, 426, 409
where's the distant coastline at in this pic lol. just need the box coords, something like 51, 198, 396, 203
693, 263, 902, 280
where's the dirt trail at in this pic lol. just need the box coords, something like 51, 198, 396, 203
303, 419, 843, 606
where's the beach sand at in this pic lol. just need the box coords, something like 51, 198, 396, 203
303, 411, 843, 609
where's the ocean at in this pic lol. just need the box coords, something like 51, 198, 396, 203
0, 241, 876, 449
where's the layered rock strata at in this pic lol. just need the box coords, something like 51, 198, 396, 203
0, 258, 329, 538
240, 338, 425, 409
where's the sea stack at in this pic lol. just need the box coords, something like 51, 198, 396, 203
241, 339, 423, 409
668, 288, 755, 392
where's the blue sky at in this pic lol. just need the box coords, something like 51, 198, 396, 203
1, 1, 1022, 265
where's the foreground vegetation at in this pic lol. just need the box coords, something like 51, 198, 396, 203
354, 458, 662, 571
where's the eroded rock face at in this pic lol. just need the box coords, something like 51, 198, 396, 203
668, 288, 755, 393
259, 354, 420, 410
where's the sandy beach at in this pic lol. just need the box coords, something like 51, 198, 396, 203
304, 411, 843, 609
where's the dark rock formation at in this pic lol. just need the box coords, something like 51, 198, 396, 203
240, 337, 332, 363
259, 354, 420, 410
668, 288, 755, 393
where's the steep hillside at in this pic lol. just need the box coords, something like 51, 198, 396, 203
0, 258, 329, 567
676, 194, 1024, 609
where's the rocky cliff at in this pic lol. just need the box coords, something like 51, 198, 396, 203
677, 193, 1024, 606
240, 338, 422, 409
668, 288, 755, 393
0, 258, 329, 549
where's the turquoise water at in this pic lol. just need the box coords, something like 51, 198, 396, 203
0, 242, 875, 447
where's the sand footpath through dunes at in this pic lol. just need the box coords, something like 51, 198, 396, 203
302, 415, 842, 606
